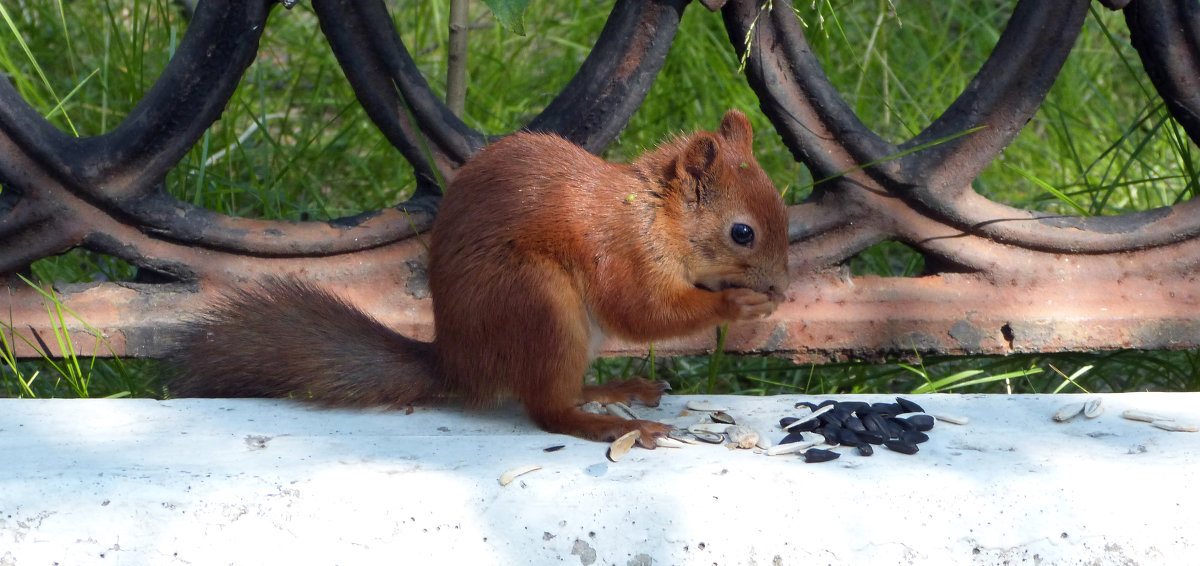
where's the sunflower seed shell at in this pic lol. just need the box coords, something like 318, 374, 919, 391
499, 464, 543, 486
607, 430, 641, 462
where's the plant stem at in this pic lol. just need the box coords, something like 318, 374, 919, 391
447, 0, 469, 117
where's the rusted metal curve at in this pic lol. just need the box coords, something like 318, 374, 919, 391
721, 0, 896, 184
903, 0, 1088, 191
0, 0, 433, 262
722, 0, 895, 265
0, 1, 271, 207
78, 1, 274, 203
314, 0, 486, 202
1126, 0, 1200, 143
892, 0, 1200, 255
527, 0, 687, 153
729, 0, 1200, 258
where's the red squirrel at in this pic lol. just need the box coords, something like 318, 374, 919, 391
168, 109, 789, 448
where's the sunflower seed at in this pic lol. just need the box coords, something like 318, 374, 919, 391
803, 448, 841, 463
906, 414, 935, 432
783, 403, 834, 430
884, 440, 919, 455
896, 397, 925, 414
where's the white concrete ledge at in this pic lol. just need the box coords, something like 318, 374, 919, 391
1, 393, 1198, 564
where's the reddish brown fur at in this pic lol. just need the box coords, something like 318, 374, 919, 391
169, 110, 789, 448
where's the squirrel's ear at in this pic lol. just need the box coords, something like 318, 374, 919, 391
674, 132, 720, 191
718, 109, 754, 151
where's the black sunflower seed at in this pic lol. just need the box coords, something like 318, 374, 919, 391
861, 412, 889, 435
871, 402, 903, 417
901, 430, 930, 445
815, 426, 841, 445
896, 397, 925, 414
836, 428, 864, 446
884, 440, 919, 455
889, 417, 915, 432
803, 448, 841, 463
856, 430, 885, 445
844, 416, 867, 433
779, 432, 807, 445
839, 401, 870, 413
906, 414, 935, 432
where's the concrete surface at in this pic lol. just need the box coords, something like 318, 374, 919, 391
1, 393, 1198, 565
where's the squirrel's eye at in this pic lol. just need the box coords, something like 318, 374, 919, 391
730, 222, 755, 247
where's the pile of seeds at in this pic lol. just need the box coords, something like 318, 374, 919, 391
769, 397, 960, 463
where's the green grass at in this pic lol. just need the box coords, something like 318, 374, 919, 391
2, 1, 1198, 398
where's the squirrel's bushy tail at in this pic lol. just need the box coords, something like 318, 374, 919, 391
166, 277, 440, 407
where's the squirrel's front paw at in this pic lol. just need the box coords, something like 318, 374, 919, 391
628, 419, 674, 449
720, 287, 776, 320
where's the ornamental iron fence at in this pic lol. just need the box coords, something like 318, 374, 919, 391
2, 0, 1199, 363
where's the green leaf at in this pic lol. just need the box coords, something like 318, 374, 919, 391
483, 0, 531, 36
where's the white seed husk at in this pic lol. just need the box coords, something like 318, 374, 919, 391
607, 430, 641, 462
667, 429, 699, 444
686, 400, 731, 412
498, 464, 543, 486
725, 425, 759, 449
766, 437, 821, 455
1123, 409, 1173, 423
688, 422, 735, 434
1053, 402, 1084, 422
605, 401, 638, 420
784, 404, 834, 430
654, 435, 689, 448
1151, 421, 1199, 433
710, 411, 736, 425
931, 413, 969, 425
1083, 397, 1104, 418
690, 430, 725, 444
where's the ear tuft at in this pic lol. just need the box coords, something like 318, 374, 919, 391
718, 109, 754, 151
676, 132, 720, 184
